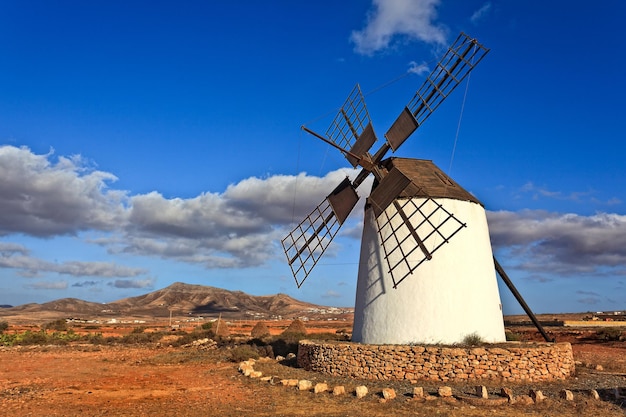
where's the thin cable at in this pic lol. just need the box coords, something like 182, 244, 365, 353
427, 70, 472, 253
302, 57, 438, 127
447, 71, 471, 178
363, 70, 412, 98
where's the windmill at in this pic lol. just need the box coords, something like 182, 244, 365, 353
282, 33, 551, 344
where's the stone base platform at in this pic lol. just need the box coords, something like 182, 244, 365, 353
297, 340, 574, 382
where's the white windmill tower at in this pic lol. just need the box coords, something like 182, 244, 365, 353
282, 33, 551, 345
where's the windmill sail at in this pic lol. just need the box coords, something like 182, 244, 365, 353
385, 32, 489, 151
281, 178, 358, 287
325, 84, 378, 167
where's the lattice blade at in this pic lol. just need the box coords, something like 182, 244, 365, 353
385, 32, 489, 151
376, 197, 467, 288
369, 167, 411, 217
281, 196, 343, 288
327, 177, 359, 224
326, 84, 378, 167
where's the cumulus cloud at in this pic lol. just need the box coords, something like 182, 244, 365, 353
0, 244, 147, 278
72, 280, 100, 288
488, 210, 626, 276
0, 145, 128, 237
8, 144, 626, 292
351, 0, 446, 55
116, 168, 367, 269
0, 145, 369, 274
109, 278, 155, 289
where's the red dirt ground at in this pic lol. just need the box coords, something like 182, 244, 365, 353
1, 322, 624, 416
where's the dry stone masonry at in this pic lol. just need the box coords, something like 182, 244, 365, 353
237, 357, 601, 407
297, 340, 574, 382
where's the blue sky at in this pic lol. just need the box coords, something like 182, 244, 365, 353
1, 0, 625, 314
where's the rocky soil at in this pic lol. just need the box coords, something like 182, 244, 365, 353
0, 337, 624, 417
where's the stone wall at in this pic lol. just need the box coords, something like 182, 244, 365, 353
297, 340, 575, 382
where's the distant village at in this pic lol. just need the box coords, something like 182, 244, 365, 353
584, 311, 626, 321
64, 306, 353, 326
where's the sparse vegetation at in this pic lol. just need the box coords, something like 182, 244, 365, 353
307, 332, 350, 341
505, 330, 525, 341
461, 332, 483, 346
229, 345, 260, 362
119, 330, 164, 344
0, 329, 82, 346
0, 320, 8, 333
169, 328, 215, 347
596, 327, 622, 341
43, 319, 68, 332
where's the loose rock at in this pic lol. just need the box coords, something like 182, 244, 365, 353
382, 388, 396, 400
438, 386, 453, 397
297, 380, 312, 391
355, 385, 368, 398
560, 389, 574, 401
314, 383, 328, 394
529, 389, 545, 402
412, 386, 424, 398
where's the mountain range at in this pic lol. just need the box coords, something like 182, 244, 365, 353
0, 282, 352, 323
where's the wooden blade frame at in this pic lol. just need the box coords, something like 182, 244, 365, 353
326, 84, 378, 167
369, 167, 412, 217
327, 177, 359, 224
376, 197, 466, 288
386, 32, 490, 151
281, 179, 359, 288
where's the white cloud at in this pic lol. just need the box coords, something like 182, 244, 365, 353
0, 145, 127, 237
351, 0, 447, 55
0, 244, 147, 278
0, 145, 368, 273
25, 280, 68, 290
488, 210, 626, 276
408, 61, 430, 75
470, 2, 492, 25
109, 278, 155, 289
8, 144, 626, 291
322, 290, 342, 298
519, 182, 593, 202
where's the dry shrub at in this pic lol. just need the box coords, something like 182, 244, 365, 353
250, 321, 270, 338
213, 318, 231, 337
229, 345, 260, 362
281, 319, 307, 336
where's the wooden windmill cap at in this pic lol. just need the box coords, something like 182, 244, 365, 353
377, 157, 483, 206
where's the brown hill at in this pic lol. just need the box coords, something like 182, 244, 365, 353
107, 282, 324, 318
0, 282, 349, 323
4, 298, 108, 316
